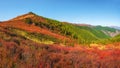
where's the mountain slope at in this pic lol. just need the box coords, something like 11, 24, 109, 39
0, 26, 120, 68
0, 12, 120, 45
94, 26, 120, 37
0, 12, 120, 68
111, 34, 120, 42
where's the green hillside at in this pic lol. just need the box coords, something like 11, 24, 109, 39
11, 12, 120, 45
95, 34, 120, 44
21, 12, 118, 44
111, 34, 120, 42
77, 26, 110, 39
94, 26, 117, 32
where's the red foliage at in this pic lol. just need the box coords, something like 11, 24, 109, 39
0, 22, 120, 68
0, 21, 71, 42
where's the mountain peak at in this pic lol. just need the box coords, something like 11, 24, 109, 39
10, 12, 37, 21
27, 12, 36, 15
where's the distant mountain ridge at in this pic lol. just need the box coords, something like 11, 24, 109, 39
76, 24, 120, 37
94, 26, 120, 37
110, 26, 120, 30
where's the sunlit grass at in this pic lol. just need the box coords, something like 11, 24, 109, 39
12, 29, 54, 44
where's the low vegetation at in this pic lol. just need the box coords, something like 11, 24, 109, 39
21, 13, 118, 45
0, 12, 120, 68
0, 38, 120, 68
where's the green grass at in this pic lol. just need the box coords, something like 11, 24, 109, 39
11, 29, 60, 44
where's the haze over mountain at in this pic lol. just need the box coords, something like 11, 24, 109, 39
110, 26, 120, 30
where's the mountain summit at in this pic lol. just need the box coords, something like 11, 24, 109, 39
10, 12, 36, 21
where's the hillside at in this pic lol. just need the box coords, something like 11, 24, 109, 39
1, 12, 119, 45
94, 26, 120, 37
0, 12, 120, 68
0, 23, 120, 68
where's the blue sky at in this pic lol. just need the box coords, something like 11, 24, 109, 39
0, 0, 120, 26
